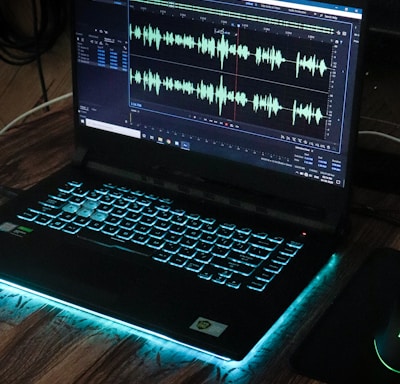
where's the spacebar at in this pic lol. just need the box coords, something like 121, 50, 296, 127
77, 229, 155, 257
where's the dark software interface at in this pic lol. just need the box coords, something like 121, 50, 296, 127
75, 0, 363, 187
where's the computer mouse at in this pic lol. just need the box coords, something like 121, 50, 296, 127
374, 300, 400, 374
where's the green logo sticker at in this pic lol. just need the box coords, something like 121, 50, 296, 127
190, 317, 228, 337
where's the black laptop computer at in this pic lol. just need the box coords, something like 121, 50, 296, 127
0, 0, 367, 360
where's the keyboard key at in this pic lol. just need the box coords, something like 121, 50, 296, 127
102, 225, 119, 236
149, 228, 166, 239
232, 242, 250, 253
202, 223, 218, 234
169, 255, 187, 267
147, 238, 165, 250
163, 242, 180, 254
194, 252, 213, 264
279, 246, 299, 257
154, 220, 171, 231
254, 270, 275, 282
272, 254, 291, 265
62, 203, 80, 214
63, 223, 81, 234
120, 220, 136, 230
153, 251, 171, 263
248, 246, 271, 259
97, 203, 114, 213
216, 227, 234, 239
250, 238, 278, 251
59, 183, 75, 193
72, 188, 88, 197
40, 198, 65, 209
35, 215, 53, 226
91, 211, 108, 222
287, 240, 304, 249
59, 212, 75, 222
171, 215, 187, 225
185, 229, 202, 240
30, 205, 61, 218
215, 237, 233, 248
86, 191, 102, 201
226, 278, 242, 289
49, 219, 66, 230
185, 261, 204, 273
211, 246, 230, 258
117, 229, 134, 240
228, 252, 262, 267
196, 241, 213, 253
212, 274, 227, 285
75, 217, 91, 226
131, 233, 148, 245
232, 231, 250, 243
49, 190, 70, 201
17, 211, 38, 221
127, 202, 143, 213
264, 261, 283, 274
87, 220, 105, 231
247, 279, 268, 292
77, 208, 94, 218
211, 257, 255, 276
83, 200, 100, 210
170, 224, 186, 235
105, 216, 122, 226
179, 248, 197, 259
125, 212, 141, 222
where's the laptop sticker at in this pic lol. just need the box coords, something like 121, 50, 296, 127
0, 222, 33, 237
190, 317, 228, 337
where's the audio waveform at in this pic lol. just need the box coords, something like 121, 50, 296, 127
131, 69, 325, 126
131, 23, 330, 78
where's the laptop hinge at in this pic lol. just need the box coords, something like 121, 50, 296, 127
85, 160, 338, 235
72, 146, 89, 168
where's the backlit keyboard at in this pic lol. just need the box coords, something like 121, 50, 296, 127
17, 181, 304, 292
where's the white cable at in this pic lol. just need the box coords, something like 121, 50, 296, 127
0, 92, 73, 136
358, 130, 400, 144
360, 115, 400, 129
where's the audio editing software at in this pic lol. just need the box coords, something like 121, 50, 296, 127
75, 0, 363, 187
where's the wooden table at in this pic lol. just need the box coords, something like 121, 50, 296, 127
0, 98, 400, 383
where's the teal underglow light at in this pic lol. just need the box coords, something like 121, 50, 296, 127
0, 253, 340, 376
374, 339, 400, 374
223, 253, 341, 370
0, 278, 230, 361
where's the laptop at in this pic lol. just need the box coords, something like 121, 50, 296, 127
0, 0, 367, 360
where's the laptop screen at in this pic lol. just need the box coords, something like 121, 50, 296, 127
74, 0, 364, 188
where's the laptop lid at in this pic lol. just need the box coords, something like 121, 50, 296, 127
72, 0, 366, 232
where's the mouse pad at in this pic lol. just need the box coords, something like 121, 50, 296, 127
291, 247, 400, 384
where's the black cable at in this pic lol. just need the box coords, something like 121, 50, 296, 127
32, 0, 49, 107
0, 1, 69, 108
0, 1, 68, 64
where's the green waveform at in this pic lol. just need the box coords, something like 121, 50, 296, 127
254, 46, 286, 70
132, 68, 325, 125
295, 52, 328, 79
132, 23, 252, 70
292, 99, 324, 126
131, 23, 329, 77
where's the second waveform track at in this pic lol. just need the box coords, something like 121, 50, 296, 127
130, 67, 327, 129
